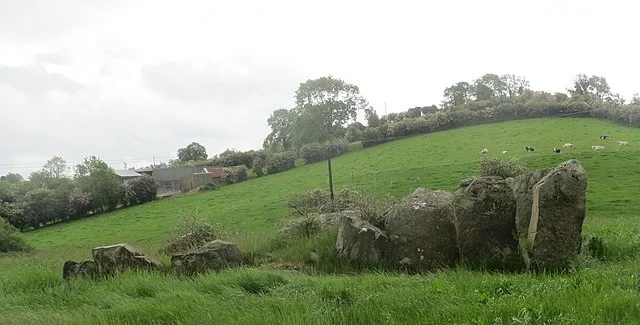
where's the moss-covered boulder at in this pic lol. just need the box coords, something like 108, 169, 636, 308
453, 176, 524, 271
384, 188, 459, 270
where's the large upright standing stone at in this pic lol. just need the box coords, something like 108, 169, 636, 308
453, 176, 524, 271
384, 188, 459, 270
505, 168, 551, 255
526, 159, 587, 271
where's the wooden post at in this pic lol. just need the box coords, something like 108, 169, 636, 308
328, 156, 334, 201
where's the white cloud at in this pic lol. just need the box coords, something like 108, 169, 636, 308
0, 0, 639, 177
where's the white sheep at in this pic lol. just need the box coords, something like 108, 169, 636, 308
481, 148, 488, 155
592, 145, 605, 150
618, 140, 629, 146
562, 143, 574, 149
502, 150, 508, 154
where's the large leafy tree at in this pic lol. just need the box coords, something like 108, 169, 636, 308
473, 73, 508, 101
43, 156, 68, 178
177, 142, 208, 162
567, 74, 616, 105
364, 108, 381, 127
501, 74, 530, 99
74, 156, 123, 212
292, 76, 369, 146
442, 82, 472, 108
263, 108, 296, 151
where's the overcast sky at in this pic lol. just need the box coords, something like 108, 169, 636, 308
1, 0, 638, 177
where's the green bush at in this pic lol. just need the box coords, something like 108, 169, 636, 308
164, 207, 217, 254
276, 214, 325, 239
201, 182, 219, 192
265, 152, 296, 174
125, 175, 158, 205
479, 156, 529, 179
214, 149, 257, 169
0, 217, 32, 253
68, 190, 92, 220
285, 186, 391, 220
251, 157, 266, 177
298, 140, 351, 164
298, 143, 326, 164
222, 166, 248, 184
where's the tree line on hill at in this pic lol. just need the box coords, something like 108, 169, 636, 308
0, 156, 158, 231
261, 73, 639, 152
2, 72, 639, 232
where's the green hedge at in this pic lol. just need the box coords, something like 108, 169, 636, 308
298, 140, 350, 164
359, 100, 594, 147
266, 152, 297, 174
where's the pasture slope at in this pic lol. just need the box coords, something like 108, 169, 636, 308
2, 117, 640, 324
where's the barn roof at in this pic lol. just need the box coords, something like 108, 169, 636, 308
114, 169, 143, 178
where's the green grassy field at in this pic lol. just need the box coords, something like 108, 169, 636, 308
2, 117, 640, 324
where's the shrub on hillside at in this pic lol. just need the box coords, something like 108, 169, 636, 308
125, 175, 158, 205
265, 152, 296, 174
298, 143, 326, 164
325, 139, 350, 158
68, 190, 92, 219
0, 217, 32, 253
285, 186, 393, 221
200, 182, 219, 192
0, 202, 27, 231
277, 214, 325, 239
251, 157, 266, 177
165, 207, 217, 254
479, 156, 528, 179
297, 139, 350, 165
215, 150, 257, 169
222, 166, 248, 184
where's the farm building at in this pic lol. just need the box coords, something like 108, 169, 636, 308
113, 169, 144, 185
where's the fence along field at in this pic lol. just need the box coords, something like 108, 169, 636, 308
2, 117, 640, 324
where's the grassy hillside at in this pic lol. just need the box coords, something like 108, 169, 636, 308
2, 117, 640, 324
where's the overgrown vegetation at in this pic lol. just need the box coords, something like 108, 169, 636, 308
265, 152, 297, 174
479, 156, 529, 179
0, 217, 32, 254
164, 207, 218, 254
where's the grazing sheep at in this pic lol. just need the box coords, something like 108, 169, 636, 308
592, 145, 605, 150
502, 150, 508, 154
553, 148, 561, 153
481, 148, 488, 155
524, 146, 535, 152
618, 140, 629, 146
600, 135, 610, 140
562, 143, 574, 149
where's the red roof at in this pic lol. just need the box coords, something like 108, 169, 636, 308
203, 167, 225, 177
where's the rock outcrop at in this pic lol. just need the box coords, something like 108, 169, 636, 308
170, 239, 244, 275
63, 243, 161, 279
384, 188, 459, 270
453, 176, 524, 271
62, 260, 97, 280
92, 243, 161, 276
335, 214, 388, 264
